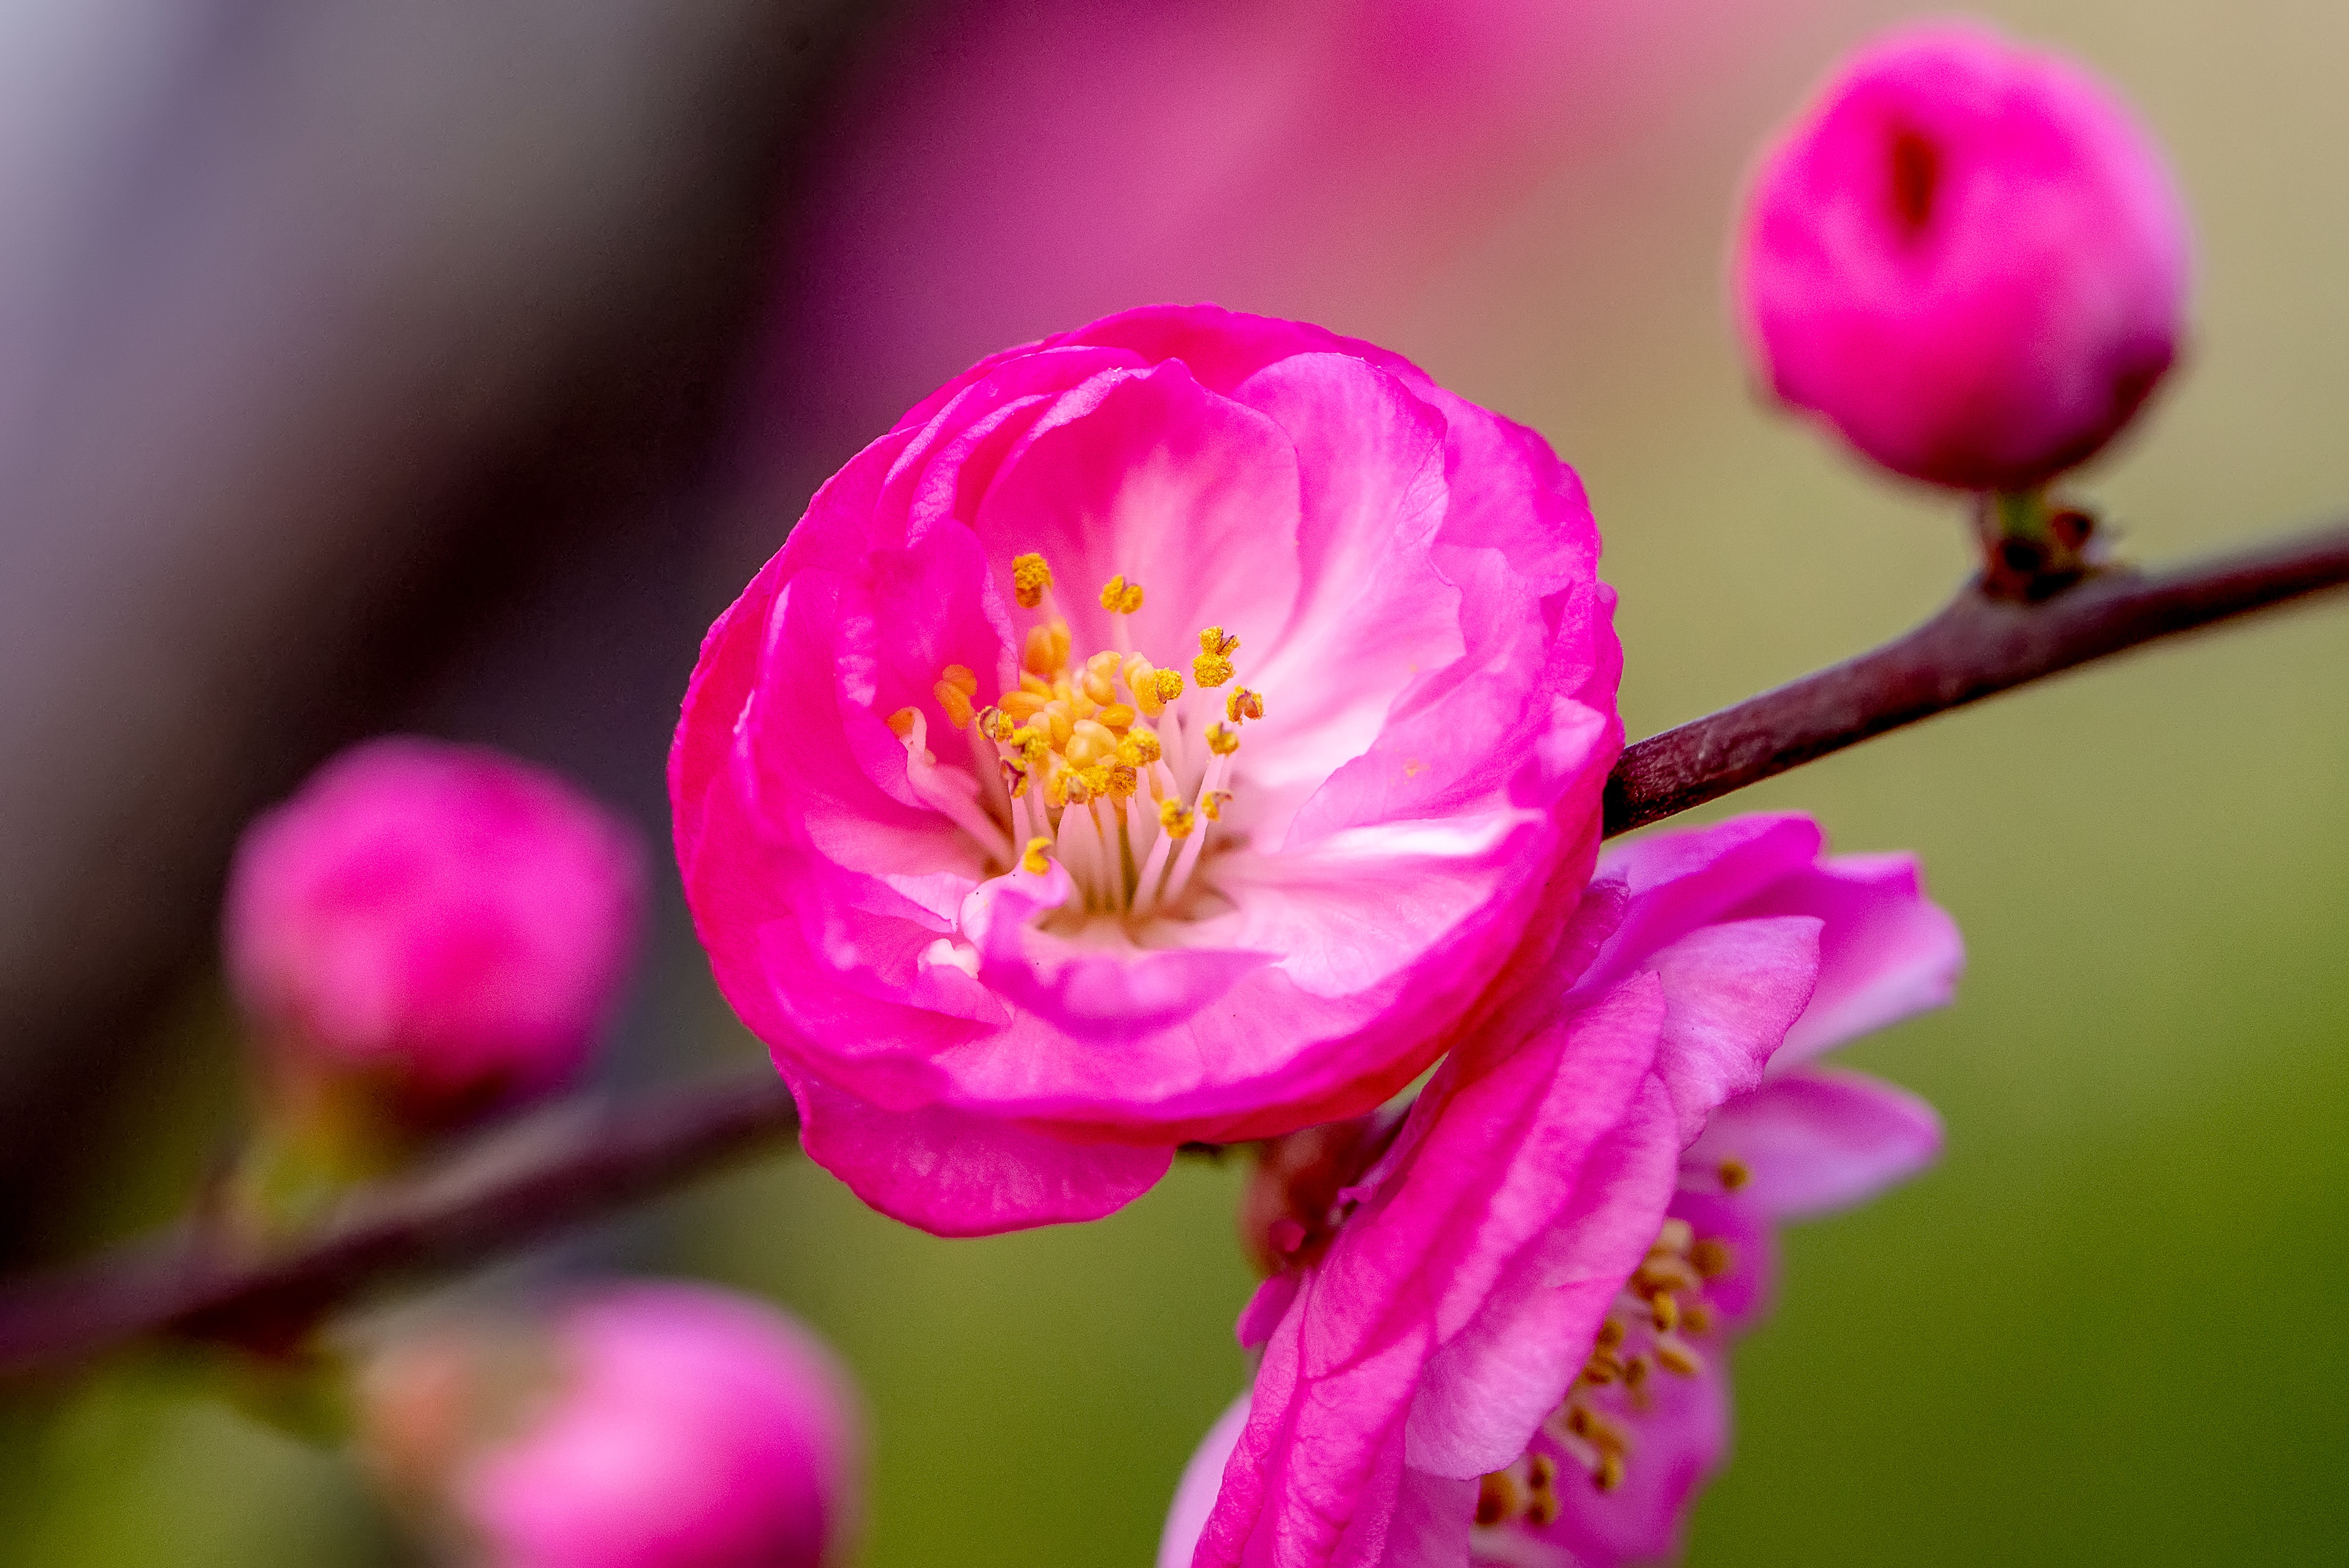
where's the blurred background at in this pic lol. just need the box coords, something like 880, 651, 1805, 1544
1, 0, 2344, 1563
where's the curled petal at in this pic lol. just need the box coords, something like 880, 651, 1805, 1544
1691, 1067, 1943, 1221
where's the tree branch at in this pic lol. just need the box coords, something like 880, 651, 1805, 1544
1604, 519, 2349, 834
3, 517, 2345, 1379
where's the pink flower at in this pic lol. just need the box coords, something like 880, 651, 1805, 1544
672, 304, 1621, 1237
224, 738, 643, 1135
1165, 814, 1960, 1568
1734, 21, 2192, 492
361, 1281, 863, 1568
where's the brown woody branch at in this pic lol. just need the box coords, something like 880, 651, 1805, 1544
3, 518, 2346, 1379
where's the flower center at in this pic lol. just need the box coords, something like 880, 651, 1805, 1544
884, 550, 1268, 920
1474, 1214, 1737, 1530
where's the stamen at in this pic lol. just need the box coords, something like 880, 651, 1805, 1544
1098, 574, 1146, 614
1225, 687, 1264, 724
1648, 1292, 1679, 1334
1021, 836, 1053, 874
1024, 625, 1061, 676
1475, 1472, 1521, 1528
1653, 1336, 1705, 1379
933, 680, 975, 730
1207, 723, 1241, 756
885, 708, 918, 739
1201, 789, 1233, 822
1690, 1238, 1735, 1279
1716, 1156, 1752, 1191
1012, 553, 1053, 608
1594, 1450, 1625, 1493
1158, 800, 1196, 840
1193, 626, 1239, 688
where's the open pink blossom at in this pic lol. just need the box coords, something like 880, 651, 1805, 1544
361, 1281, 862, 1568
1168, 813, 1959, 1567
672, 304, 1621, 1236
1734, 21, 2191, 492
225, 737, 643, 1135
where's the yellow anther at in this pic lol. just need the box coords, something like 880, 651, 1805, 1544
885, 707, 918, 739
1023, 624, 1062, 676
1653, 1219, 1694, 1256
1474, 1471, 1520, 1529
1524, 1488, 1561, 1528
1079, 764, 1111, 798
1122, 728, 1162, 765
1016, 727, 1051, 768
1689, 1238, 1735, 1280
1716, 1156, 1752, 1191
1106, 763, 1139, 798
1636, 1257, 1703, 1297
1159, 799, 1196, 840
1149, 668, 1186, 711
975, 706, 1014, 743
933, 680, 975, 730
1225, 687, 1264, 724
1045, 770, 1070, 808
939, 664, 978, 697
1019, 672, 1051, 697
1623, 1354, 1651, 1391
1565, 1403, 1630, 1453
1012, 553, 1053, 609
1653, 1336, 1705, 1379
1098, 574, 1145, 614
1063, 771, 1091, 806
1000, 692, 1049, 724
1580, 1350, 1622, 1386
1594, 1450, 1625, 1494
1048, 619, 1072, 668
1097, 702, 1137, 732
1199, 626, 1240, 658
1648, 1292, 1680, 1334
1020, 836, 1053, 874
1201, 789, 1233, 822
1595, 1316, 1627, 1351
1043, 702, 1074, 748
1527, 1455, 1557, 1492
1001, 759, 1030, 798
1072, 715, 1117, 750
1084, 671, 1117, 706
1194, 653, 1234, 688
1682, 1302, 1714, 1336
1207, 722, 1241, 756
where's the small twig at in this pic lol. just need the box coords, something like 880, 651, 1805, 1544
0, 1069, 799, 1377
1605, 518, 2349, 835
2, 517, 2345, 1379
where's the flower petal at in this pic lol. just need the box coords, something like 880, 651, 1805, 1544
1754, 853, 1965, 1066
1690, 1067, 1943, 1220
785, 1070, 1170, 1237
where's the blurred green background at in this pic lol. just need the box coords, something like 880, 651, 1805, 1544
3, 1, 2345, 1565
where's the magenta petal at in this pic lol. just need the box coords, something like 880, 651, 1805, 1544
1161, 1394, 1253, 1568
1691, 1067, 1943, 1221
961, 865, 1273, 1043
1641, 915, 1823, 1144
1759, 853, 1965, 1065
788, 1071, 1170, 1237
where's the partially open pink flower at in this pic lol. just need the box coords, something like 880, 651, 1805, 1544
361, 1281, 862, 1568
1169, 814, 1959, 1568
1735, 21, 2191, 492
673, 304, 1621, 1236
225, 737, 643, 1135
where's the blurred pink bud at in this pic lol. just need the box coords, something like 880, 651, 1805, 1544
1734, 21, 2192, 492
363, 1282, 862, 1568
224, 738, 642, 1135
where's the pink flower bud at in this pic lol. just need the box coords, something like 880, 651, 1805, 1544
224, 738, 642, 1135
1733, 21, 2192, 492
362, 1283, 862, 1568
